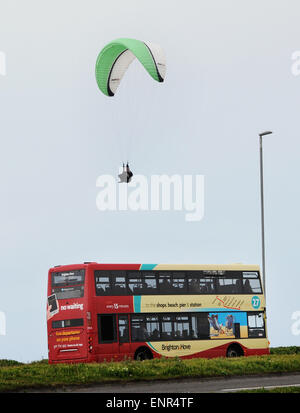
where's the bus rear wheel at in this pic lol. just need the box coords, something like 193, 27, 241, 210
226, 344, 244, 358
135, 347, 153, 361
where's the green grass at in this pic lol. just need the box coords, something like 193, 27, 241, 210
0, 360, 23, 367
0, 347, 300, 392
270, 346, 300, 355
238, 386, 300, 393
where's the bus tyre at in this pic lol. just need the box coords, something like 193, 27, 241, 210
135, 347, 153, 361
226, 344, 243, 358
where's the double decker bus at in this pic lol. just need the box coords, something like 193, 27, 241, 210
47, 263, 269, 364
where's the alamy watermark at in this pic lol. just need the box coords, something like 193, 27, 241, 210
291, 51, 300, 76
96, 173, 204, 222
0, 311, 6, 336
291, 311, 300, 336
0, 51, 6, 76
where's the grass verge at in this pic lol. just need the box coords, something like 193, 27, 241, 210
0, 350, 300, 392
238, 386, 300, 393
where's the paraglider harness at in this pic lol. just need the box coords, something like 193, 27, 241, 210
118, 163, 133, 183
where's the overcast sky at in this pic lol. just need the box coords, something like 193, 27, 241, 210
0, 0, 300, 361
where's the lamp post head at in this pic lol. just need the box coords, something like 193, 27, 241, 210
259, 131, 273, 137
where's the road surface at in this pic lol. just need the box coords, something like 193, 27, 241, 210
30, 373, 300, 393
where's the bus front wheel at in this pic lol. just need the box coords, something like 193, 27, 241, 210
134, 347, 153, 361
226, 344, 244, 358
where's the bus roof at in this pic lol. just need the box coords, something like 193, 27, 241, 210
49, 263, 260, 272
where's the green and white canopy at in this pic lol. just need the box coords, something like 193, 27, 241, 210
95, 38, 166, 96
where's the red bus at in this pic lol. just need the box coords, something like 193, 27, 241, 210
47, 262, 269, 364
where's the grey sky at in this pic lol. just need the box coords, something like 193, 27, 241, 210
0, 0, 300, 361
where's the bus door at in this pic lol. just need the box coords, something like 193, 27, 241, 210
118, 314, 130, 359
97, 314, 119, 358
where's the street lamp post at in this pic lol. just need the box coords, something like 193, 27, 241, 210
259, 131, 272, 301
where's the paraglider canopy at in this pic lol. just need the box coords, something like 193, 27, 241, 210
95, 38, 166, 96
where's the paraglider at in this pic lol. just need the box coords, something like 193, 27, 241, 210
118, 162, 133, 183
95, 38, 166, 182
